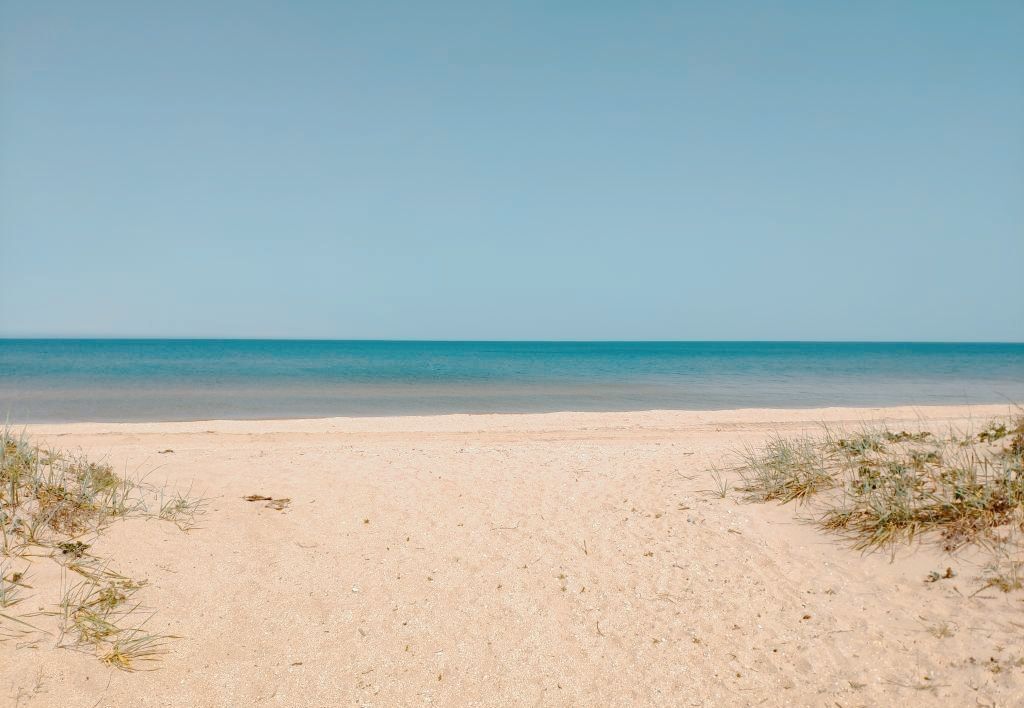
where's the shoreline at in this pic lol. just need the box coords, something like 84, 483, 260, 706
22, 401, 1020, 433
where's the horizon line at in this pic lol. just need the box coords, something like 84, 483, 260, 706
2, 337, 1023, 345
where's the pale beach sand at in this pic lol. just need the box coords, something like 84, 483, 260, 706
3, 404, 1022, 706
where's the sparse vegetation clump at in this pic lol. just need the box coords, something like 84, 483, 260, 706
733, 433, 836, 503
725, 415, 1024, 588
1, 428, 202, 669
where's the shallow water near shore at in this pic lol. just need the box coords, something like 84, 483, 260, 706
2, 339, 1023, 422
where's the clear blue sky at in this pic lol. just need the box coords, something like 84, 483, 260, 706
1, 1, 1022, 341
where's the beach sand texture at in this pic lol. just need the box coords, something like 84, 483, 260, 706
3, 405, 1022, 706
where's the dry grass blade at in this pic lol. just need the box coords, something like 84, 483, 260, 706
0, 563, 29, 609
0, 611, 37, 641
103, 628, 179, 671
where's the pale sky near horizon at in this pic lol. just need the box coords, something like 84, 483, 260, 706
1, 1, 1022, 341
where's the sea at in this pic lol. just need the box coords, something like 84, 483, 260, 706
1, 339, 1022, 423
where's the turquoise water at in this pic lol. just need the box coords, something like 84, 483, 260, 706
1, 340, 1022, 422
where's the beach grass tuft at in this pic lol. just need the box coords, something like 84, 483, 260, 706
1, 427, 202, 666
734, 432, 837, 503
722, 415, 1024, 586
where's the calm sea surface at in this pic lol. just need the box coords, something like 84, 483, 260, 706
1, 340, 1022, 422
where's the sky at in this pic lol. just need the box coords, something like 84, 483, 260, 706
1, 1, 1022, 341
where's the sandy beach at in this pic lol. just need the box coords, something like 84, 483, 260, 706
3, 404, 1022, 707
